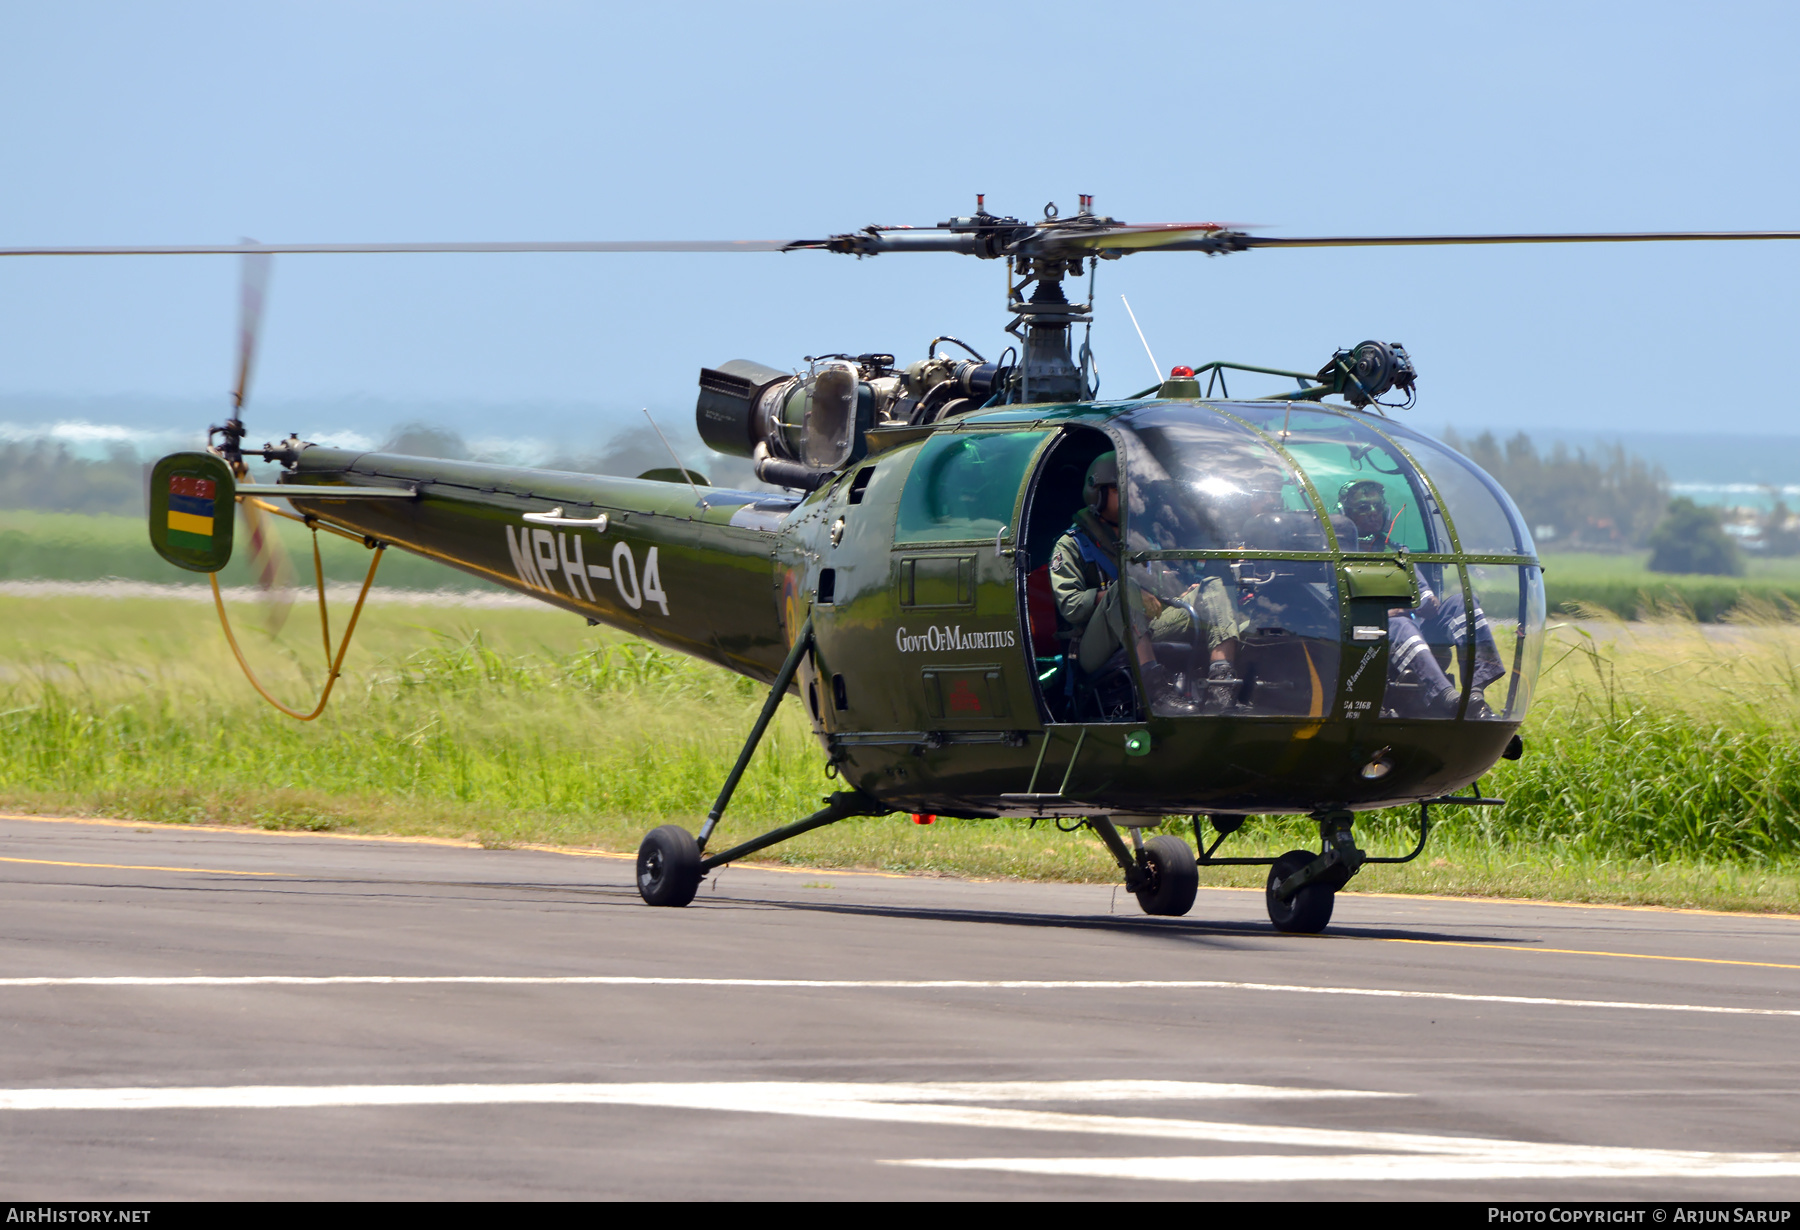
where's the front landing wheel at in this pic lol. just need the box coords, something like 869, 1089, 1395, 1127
637, 825, 702, 907
1135, 835, 1200, 917
1266, 849, 1334, 934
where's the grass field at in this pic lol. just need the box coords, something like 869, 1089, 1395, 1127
0, 588, 1796, 913
1543, 550, 1800, 621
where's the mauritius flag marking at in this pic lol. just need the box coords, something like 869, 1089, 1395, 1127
166, 474, 217, 548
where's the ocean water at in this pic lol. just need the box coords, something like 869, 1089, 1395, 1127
1671, 483, 1800, 513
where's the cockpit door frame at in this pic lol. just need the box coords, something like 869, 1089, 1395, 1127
1015, 421, 1137, 725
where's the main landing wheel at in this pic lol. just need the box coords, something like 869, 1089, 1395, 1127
637, 825, 702, 907
1134, 834, 1200, 917
1266, 849, 1334, 934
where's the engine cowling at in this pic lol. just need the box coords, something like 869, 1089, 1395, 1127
696, 359, 872, 490
696, 351, 1011, 490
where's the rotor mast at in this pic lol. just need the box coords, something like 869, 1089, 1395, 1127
1009, 258, 1090, 402
796, 195, 1122, 405
1001, 198, 1104, 404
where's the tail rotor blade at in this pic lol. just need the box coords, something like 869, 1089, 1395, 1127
228, 244, 293, 631
240, 499, 297, 635
232, 245, 273, 413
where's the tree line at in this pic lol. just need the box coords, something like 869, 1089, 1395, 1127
0, 440, 146, 515
1440, 429, 1670, 551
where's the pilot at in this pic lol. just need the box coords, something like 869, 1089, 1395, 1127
1050, 452, 1242, 714
1337, 480, 1506, 717
1339, 479, 1399, 551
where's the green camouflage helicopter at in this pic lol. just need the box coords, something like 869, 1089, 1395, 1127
14, 203, 1797, 932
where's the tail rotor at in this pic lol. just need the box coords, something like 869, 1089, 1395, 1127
211, 245, 295, 631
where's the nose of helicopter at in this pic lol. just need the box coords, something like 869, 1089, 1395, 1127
1029, 707, 1524, 817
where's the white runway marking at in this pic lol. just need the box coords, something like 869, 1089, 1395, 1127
3, 974, 1795, 1019
0, 1080, 1391, 1113
4, 1078, 1794, 1182
888, 1154, 1800, 1183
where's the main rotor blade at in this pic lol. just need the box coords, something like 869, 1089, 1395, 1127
0, 240, 795, 256
6, 230, 1794, 260
1053, 223, 1238, 253
1168, 229, 1800, 252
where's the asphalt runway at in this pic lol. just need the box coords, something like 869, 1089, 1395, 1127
2, 815, 1798, 1201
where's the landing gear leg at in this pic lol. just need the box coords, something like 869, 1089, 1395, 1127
1265, 809, 1364, 934
634, 791, 888, 908
1088, 817, 1199, 918
635, 615, 821, 909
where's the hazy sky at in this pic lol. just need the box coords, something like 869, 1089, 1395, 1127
1, 0, 1795, 447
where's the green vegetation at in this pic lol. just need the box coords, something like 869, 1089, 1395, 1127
0, 440, 146, 516
1443, 429, 1668, 549
1543, 550, 1800, 621
1648, 496, 1743, 576
0, 594, 1794, 912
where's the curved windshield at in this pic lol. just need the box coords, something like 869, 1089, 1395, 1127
1378, 421, 1536, 557
1113, 405, 1323, 552
1122, 556, 1342, 718
1105, 407, 1342, 718
1468, 563, 1548, 719
1227, 404, 1448, 553
1038, 404, 1544, 725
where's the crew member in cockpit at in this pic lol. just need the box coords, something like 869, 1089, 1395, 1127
1337, 479, 1506, 717
1050, 452, 1240, 715
1397, 575, 1506, 718
1339, 479, 1399, 551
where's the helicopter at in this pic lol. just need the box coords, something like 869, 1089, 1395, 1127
11, 201, 1797, 933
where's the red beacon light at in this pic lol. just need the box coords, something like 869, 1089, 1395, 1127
1169, 365, 1195, 378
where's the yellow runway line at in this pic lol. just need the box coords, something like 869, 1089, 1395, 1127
1192, 883, 1800, 922
0, 812, 487, 850
0, 856, 286, 878
1339, 887, 1800, 923
1372, 935, 1800, 972
0, 814, 909, 878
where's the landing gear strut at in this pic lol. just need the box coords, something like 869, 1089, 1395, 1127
1087, 817, 1200, 917
1265, 849, 1337, 933
1194, 793, 1501, 934
635, 613, 893, 909
1264, 811, 1362, 934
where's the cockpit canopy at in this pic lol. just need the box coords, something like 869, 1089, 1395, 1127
1026, 399, 1547, 726
1114, 402, 1536, 558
